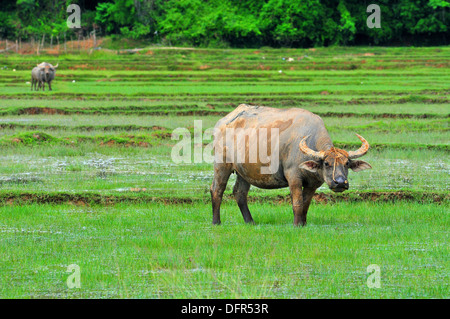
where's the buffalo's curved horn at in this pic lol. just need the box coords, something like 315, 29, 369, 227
299, 136, 325, 160
54, 63, 58, 68
348, 134, 370, 159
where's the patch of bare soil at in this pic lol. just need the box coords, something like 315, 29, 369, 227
19, 107, 66, 115
1, 191, 446, 207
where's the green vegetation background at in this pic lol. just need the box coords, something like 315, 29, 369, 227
0, 0, 449, 47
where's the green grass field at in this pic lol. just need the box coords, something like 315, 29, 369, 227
1, 202, 447, 298
0, 46, 448, 298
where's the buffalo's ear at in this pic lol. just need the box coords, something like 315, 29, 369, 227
349, 160, 372, 172
299, 160, 321, 173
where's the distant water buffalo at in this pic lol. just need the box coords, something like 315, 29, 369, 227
210, 104, 372, 226
31, 62, 58, 91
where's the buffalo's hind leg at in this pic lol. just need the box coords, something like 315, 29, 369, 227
210, 163, 233, 225
233, 174, 254, 224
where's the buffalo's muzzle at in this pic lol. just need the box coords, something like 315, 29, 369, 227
330, 176, 349, 192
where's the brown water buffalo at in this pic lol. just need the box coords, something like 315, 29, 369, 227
210, 104, 372, 226
35, 62, 58, 91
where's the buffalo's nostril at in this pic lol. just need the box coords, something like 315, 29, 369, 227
332, 176, 348, 189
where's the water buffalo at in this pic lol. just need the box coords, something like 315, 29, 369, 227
210, 104, 372, 226
35, 62, 58, 91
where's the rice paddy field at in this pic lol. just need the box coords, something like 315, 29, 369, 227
0, 46, 448, 298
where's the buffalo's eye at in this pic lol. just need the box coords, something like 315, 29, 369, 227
324, 162, 330, 167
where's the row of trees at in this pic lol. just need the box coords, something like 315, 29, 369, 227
0, 0, 448, 47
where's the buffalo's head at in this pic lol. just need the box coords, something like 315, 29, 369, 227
299, 134, 372, 192
37, 63, 58, 81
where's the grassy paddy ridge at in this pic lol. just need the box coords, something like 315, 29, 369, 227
0, 46, 448, 298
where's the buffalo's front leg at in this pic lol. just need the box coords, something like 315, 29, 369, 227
285, 170, 307, 226
210, 163, 233, 225
301, 187, 317, 224
288, 181, 306, 226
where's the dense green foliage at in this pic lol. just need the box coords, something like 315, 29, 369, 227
0, 0, 448, 47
